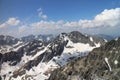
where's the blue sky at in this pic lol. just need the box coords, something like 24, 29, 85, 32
0, 0, 120, 37
0, 0, 119, 22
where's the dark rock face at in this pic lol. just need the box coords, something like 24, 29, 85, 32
68, 31, 89, 43
0, 76, 2, 80
49, 37, 120, 80
0, 53, 2, 60
3, 51, 23, 65
68, 31, 106, 46
0, 53, 2, 71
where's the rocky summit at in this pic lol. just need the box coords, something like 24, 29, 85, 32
49, 37, 120, 80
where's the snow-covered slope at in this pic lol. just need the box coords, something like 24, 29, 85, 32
0, 31, 107, 80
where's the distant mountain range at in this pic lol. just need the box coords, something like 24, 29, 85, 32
92, 34, 114, 41
0, 31, 119, 80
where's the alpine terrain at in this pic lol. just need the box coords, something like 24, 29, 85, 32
0, 31, 107, 80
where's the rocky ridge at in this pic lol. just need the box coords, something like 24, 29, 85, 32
49, 37, 120, 80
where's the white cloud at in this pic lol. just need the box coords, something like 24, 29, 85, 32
57, 8, 120, 28
23, 8, 120, 36
0, 8, 120, 37
0, 23, 6, 28
78, 8, 120, 28
6, 18, 20, 26
0, 18, 20, 28
37, 8, 48, 19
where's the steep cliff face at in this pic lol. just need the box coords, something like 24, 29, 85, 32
49, 37, 120, 80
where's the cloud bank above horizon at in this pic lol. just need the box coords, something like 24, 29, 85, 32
0, 8, 120, 37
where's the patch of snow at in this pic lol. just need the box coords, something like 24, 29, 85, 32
110, 50, 113, 53
13, 41, 23, 47
39, 38, 43, 41
13, 42, 29, 52
20, 53, 32, 64
0, 62, 19, 76
104, 39, 108, 42
104, 57, 112, 71
90, 37, 93, 42
64, 36, 69, 41
53, 37, 96, 66
0, 46, 12, 54
114, 60, 118, 65
31, 47, 47, 60
95, 42, 101, 47
34, 74, 48, 80
11, 75, 26, 80
115, 51, 118, 53
115, 37, 118, 41
113, 47, 116, 50
64, 40, 95, 53
39, 42, 43, 46
13, 45, 23, 51
47, 37, 50, 41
